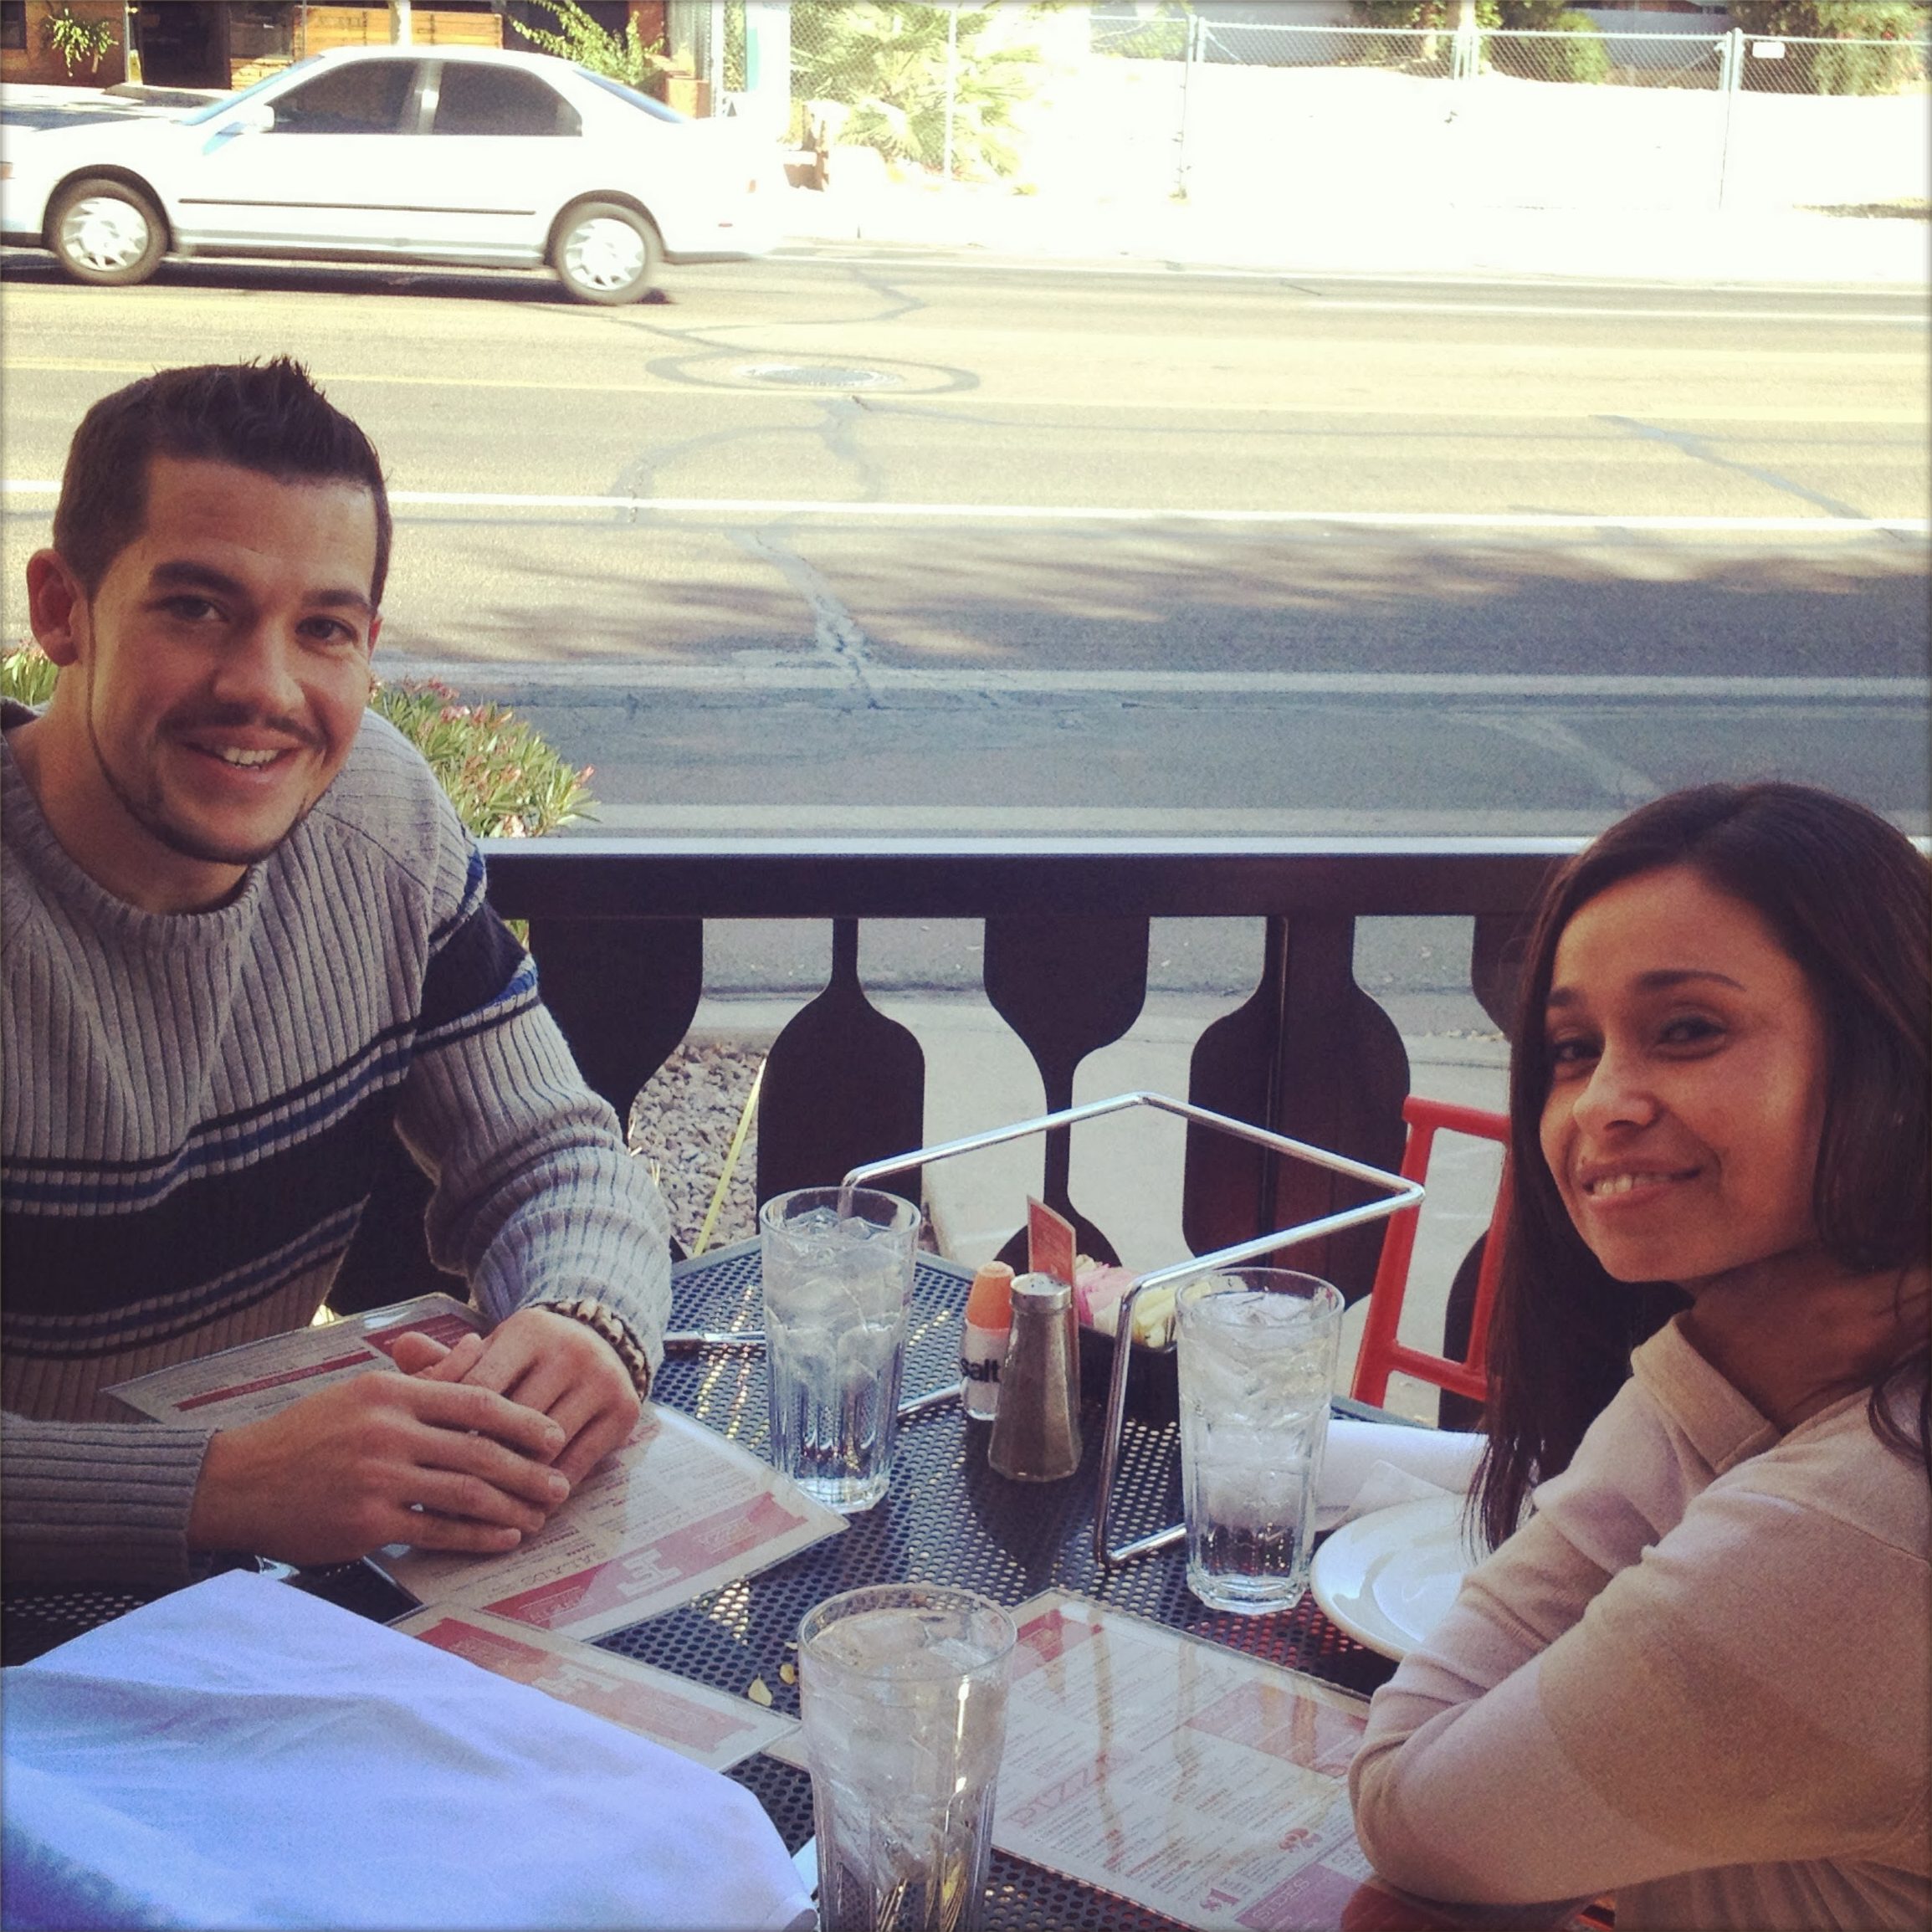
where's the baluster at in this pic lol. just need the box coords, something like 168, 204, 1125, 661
756, 919, 925, 1207
525, 916, 705, 1124
1268, 917, 1410, 1303
1182, 915, 1288, 1258
982, 915, 1150, 1268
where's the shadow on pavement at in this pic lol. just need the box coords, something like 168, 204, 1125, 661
0, 249, 674, 308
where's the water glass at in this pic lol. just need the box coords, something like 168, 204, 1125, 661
1176, 1268, 1344, 1614
760, 1185, 920, 1512
798, 1584, 1016, 1932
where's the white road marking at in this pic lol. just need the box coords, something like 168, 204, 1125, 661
377, 658, 1921, 703
769, 249, 1931, 308
12, 480, 1917, 533
570, 802, 1928, 836
411, 500, 1929, 530
1294, 301, 1926, 325
3, 364, 1922, 423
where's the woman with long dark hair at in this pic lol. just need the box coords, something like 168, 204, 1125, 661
1349, 782, 1928, 1931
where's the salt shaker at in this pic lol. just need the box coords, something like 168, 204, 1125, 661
986, 1272, 1083, 1481
960, 1261, 1016, 1422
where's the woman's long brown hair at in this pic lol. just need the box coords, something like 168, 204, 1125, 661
1473, 782, 1930, 1551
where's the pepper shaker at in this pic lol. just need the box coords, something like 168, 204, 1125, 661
986, 1272, 1083, 1481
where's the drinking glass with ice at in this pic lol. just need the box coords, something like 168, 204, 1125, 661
760, 1186, 921, 1512
798, 1584, 1016, 1932
1176, 1268, 1344, 1613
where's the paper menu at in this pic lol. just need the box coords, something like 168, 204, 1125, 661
105, 1298, 847, 1644
105, 1293, 484, 1426
773, 1591, 1589, 1932
383, 1402, 846, 1642
391, 1603, 797, 1773
992, 1592, 1385, 1930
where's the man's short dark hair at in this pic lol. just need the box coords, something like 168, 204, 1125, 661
53, 358, 392, 606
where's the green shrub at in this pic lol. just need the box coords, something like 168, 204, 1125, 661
370, 680, 595, 839
41, 5, 119, 76
509, 0, 682, 92
0, 647, 594, 841
1490, 10, 1610, 83
1730, 1, 1929, 95
1807, 34, 1925, 95
791, 3, 1043, 180
0, 642, 59, 707
1097, 7, 1190, 62
1541, 11, 1608, 82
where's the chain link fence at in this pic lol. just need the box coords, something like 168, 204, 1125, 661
723, 3, 1927, 213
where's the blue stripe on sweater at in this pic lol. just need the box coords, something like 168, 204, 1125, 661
7, 927, 535, 1203
3, 1037, 417, 1210
3, 1089, 397, 1320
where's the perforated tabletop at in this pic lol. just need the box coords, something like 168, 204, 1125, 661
620, 1240, 1399, 1932
2, 1246, 1402, 1932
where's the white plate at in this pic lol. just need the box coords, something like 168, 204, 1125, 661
1309, 1493, 1484, 1661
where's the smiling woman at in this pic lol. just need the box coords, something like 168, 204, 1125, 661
1484, 782, 1929, 1539
1349, 782, 1929, 1932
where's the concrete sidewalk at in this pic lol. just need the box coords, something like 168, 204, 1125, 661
694, 990, 1507, 1424
776, 174, 1930, 286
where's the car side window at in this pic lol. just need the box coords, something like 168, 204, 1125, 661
271, 60, 420, 136
431, 65, 582, 138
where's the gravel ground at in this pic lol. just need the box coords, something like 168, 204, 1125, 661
627, 1040, 766, 1257
625, 1036, 944, 1258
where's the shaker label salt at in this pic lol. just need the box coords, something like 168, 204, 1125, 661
960, 1262, 1016, 1422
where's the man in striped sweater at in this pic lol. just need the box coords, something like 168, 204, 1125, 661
3, 360, 673, 1592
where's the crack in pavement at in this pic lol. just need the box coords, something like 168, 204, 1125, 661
1600, 414, 1886, 529
734, 529, 882, 706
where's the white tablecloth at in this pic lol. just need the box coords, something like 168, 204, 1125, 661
2, 1571, 814, 1931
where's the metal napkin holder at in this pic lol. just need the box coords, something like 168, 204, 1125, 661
843, 1092, 1422, 1570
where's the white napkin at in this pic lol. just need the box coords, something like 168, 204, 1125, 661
1314, 1415, 1484, 1534
2, 1571, 814, 1932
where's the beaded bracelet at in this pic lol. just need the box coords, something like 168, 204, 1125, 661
544, 1297, 653, 1402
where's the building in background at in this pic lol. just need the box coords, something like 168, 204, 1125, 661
0, 2, 684, 92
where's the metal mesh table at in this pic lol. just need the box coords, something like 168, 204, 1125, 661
618, 1240, 1400, 1932
2, 1246, 1403, 1932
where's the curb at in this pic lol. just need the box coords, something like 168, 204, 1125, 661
771, 187, 1931, 288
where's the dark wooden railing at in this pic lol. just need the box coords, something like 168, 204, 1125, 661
331, 839, 1571, 1318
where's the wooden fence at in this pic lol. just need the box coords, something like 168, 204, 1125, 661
336, 840, 1566, 1318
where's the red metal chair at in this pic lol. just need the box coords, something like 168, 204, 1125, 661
1350, 1095, 1510, 1411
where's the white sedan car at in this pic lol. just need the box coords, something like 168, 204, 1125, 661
0, 45, 781, 304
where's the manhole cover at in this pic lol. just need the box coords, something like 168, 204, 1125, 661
733, 363, 902, 390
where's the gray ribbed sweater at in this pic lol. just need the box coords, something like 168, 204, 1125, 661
2, 704, 672, 1590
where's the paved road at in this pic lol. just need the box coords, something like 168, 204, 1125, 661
3, 247, 1926, 851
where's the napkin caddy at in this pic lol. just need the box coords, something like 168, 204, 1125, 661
843, 1090, 1422, 1566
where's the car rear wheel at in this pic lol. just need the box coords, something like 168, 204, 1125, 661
50, 177, 166, 286
552, 201, 659, 305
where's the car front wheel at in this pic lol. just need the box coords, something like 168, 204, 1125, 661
49, 177, 166, 286
552, 201, 659, 305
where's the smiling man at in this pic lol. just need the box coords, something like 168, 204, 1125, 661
2, 360, 672, 1590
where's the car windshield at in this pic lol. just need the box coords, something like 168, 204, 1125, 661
577, 68, 685, 123
181, 57, 321, 125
